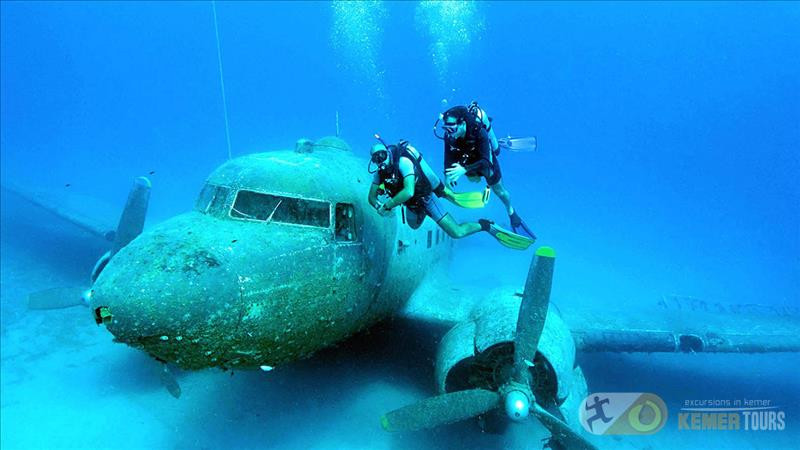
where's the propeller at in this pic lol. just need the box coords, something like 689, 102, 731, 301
531, 403, 595, 450
110, 176, 151, 256
159, 362, 182, 399
381, 247, 596, 450
513, 246, 554, 385
27, 176, 152, 310
381, 388, 500, 432
24, 176, 180, 398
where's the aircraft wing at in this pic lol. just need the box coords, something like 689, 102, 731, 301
561, 295, 800, 353
402, 275, 800, 354
399, 268, 489, 329
1, 182, 117, 241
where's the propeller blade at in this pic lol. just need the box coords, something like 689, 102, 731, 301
381, 388, 501, 432
532, 403, 597, 450
513, 247, 556, 383
111, 177, 151, 256
159, 363, 181, 399
27, 286, 87, 310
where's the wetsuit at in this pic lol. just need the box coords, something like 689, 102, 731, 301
372, 144, 447, 228
444, 126, 502, 186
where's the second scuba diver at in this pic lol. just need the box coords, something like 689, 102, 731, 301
435, 102, 537, 240
367, 137, 533, 250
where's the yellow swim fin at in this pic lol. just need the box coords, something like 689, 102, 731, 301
451, 191, 486, 209
488, 223, 535, 250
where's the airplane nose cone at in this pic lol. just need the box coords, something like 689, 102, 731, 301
89, 210, 349, 371
89, 213, 241, 366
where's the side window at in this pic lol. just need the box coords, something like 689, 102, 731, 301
427, 230, 432, 249
335, 203, 357, 242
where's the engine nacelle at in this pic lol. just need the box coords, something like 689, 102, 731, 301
434, 287, 588, 426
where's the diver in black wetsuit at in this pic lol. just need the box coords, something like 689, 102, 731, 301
438, 104, 536, 240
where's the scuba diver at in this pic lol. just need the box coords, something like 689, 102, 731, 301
367, 136, 534, 250
434, 102, 537, 240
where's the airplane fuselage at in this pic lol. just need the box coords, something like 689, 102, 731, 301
90, 137, 452, 369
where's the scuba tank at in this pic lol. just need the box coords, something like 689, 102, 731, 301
468, 101, 500, 156
468, 101, 493, 133
372, 134, 433, 198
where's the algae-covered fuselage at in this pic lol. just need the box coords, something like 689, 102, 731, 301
90, 137, 451, 370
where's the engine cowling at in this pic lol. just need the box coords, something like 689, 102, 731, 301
434, 287, 588, 426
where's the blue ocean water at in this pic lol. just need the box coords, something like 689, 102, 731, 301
1, 2, 798, 449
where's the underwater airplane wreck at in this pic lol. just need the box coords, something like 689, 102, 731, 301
8, 136, 799, 450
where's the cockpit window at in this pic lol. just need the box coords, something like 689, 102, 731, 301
195, 184, 216, 212
230, 190, 331, 228
196, 184, 231, 215
208, 186, 231, 216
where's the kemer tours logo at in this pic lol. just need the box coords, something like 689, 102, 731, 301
579, 393, 668, 435
579, 393, 786, 437
679, 398, 785, 431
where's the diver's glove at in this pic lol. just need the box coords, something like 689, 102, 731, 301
374, 201, 391, 216
510, 211, 537, 240
445, 163, 467, 186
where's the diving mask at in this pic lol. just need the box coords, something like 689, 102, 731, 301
433, 113, 461, 140
371, 150, 388, 165
368, 139, 392, 173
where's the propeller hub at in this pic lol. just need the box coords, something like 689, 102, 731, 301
504, 389, 531, 421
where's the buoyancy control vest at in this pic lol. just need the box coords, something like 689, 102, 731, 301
379, 141, 434, 200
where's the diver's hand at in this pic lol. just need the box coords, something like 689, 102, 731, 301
446, 163, 467, 186
375, 200, 392, 216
